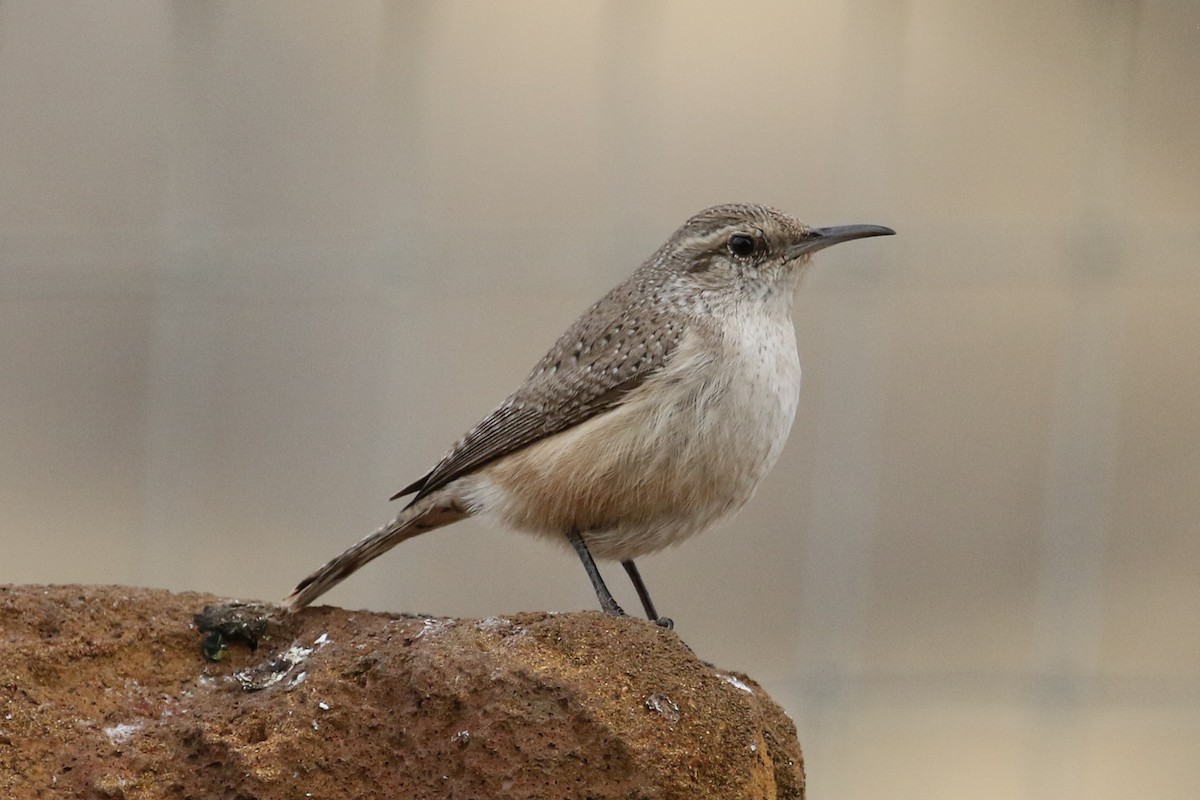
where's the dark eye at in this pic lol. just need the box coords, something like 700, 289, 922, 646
727, 233, 756, 257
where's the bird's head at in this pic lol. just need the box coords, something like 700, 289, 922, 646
653, 203, 894, 304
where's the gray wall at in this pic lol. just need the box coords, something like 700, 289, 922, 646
2, 2, 1198, 798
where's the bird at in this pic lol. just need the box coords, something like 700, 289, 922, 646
283, 203, 893, 626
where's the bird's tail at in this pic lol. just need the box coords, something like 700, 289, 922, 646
282, 499, 467, 612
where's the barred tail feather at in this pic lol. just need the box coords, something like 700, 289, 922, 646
282, 500, 467, 612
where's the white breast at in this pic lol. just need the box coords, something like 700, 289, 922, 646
464, 304, 802, 560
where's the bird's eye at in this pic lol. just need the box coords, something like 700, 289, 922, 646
727, 233, 756, 257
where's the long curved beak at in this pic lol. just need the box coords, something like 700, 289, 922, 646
787, 224, 895, 260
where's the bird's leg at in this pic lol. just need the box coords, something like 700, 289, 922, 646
567, 529, 625, 617
621, 560, 673, 629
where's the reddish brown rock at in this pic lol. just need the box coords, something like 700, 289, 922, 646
0, 584, 804, 799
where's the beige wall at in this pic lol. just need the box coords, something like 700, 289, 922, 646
2, 2, 1198, 798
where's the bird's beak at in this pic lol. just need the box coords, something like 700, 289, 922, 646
786, 224, 895, 260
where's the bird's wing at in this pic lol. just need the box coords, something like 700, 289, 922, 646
393, 282, 685, 504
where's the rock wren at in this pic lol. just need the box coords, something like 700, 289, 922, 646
284, 203, 893, 626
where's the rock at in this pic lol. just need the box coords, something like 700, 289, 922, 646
0, 584, 805, 799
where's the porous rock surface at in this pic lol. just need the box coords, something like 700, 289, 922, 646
0, 584, 804, 799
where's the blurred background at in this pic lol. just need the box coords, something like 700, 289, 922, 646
2, 1, 1198, 797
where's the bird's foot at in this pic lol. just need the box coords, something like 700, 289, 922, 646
599, 597, 628, 618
